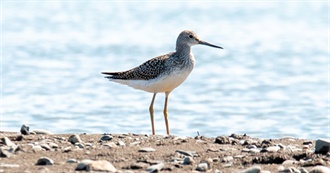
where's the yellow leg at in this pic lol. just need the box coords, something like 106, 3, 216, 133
149, 93, 157, 135
164, 91, 171, 135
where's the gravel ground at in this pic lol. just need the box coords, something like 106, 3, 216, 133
0, 131, 329, 173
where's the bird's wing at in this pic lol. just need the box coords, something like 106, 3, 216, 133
102, 52, 174, 80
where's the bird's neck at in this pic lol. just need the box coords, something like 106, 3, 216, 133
175, 44, 192, 57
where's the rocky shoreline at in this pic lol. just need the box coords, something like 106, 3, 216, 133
0, 130, 329, 173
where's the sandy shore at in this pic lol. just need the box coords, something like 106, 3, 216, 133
0, 131, 329, 173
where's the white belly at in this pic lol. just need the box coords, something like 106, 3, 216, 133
112, 68, 192, 93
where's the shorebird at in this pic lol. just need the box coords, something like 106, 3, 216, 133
102, 30, 223, 135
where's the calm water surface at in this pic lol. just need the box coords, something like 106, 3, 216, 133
2, 1, 328, 139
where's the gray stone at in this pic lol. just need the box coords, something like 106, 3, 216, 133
139, 147, 156, 152
33, 129, 53, 135
223, 156, 234, 163
36, 157, 54, 165
40, 143, 51, 150
249, 148, 260, 153
175, 150, 196, 157
68, 134, 82, 144
146, 162, 164, 173
48, 142, 58, 148
240, 166, 261, 173
76, 159, 116, 172
89, 160, 117, 172
63, 146, 72, 152
196, 162, 210, 172
215, 136, 231, 144
183, 156, 194, 165
32, 145, 43, 151
75, 143, 84, 148
299, 167, 309, 173
315, 139, 330, 154
310, 166, 330, 173
102, 142, 118, 148
117, 141, 126, 147
20, 124, 30, 135
99, 135, 113, 141
1, 137, 16, 147
282, 160, 297, 165
0, 148, 12, 158
66, 159, 78, 163
266, 146, 280, 153
279, 167, 300, 173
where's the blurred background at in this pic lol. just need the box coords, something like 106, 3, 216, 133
1, 1, 328, 139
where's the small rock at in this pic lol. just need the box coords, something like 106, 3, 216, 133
89, 160, 117, 172
240, 166, 261, 173
66, 159, 78, 163
102, 142, 118, 148
310, 166, 330, 173
260, 171, 271, 173
282, 160, 296, 165
139, 147, 156, 152
266, 146, 280, 153
20, 124, 30, 135
117, 141, 126, 147
146, 162, 164, 173
175, 150, 196, 157
196, 162, 210, 172
1, 137, 16, 147
247, 145, 257, 149
249, 148, 260, 153
234, 155, 245, 159
0, 148, 12, 158
68, 134, 82, 144
76, 160, 116, 172
242, 148, 250, 152
315, 139, 330, 154
36, 157, 54, 165
214, 169, 222, 173
32, 145, 43, 151
0, 163, 20, 168
300, 167, 309, 173
40, 144, 51, 151
76, 159, 94, 170
222, 163, 233, 168
75, 143, 84, 148
215, 136, 231, 144
303, 141, 313, 145
183, 156, 194, 165
33, 129, 53, 135
48, 142, 58, 148
130, 162, 149, 169
63, 146, 72, 152
279, 167, 300, 173
129, 141, 141, 146
223, 156, 234, 162
99, 135, 113, 141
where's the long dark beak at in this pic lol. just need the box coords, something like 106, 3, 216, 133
198, 40, 223, 49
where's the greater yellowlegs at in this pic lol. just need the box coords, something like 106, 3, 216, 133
102, 30, 223, 135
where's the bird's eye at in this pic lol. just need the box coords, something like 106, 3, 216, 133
189, 35, 193, 38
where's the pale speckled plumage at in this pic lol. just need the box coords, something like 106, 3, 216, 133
102, 30, 223, 135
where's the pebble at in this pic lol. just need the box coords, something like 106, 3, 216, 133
183, 156, 194, 165
129, 141, 141, 146
279, 167, 300, 173
175, 150, 196, 157
36, 157, 54, 165
66, 159, 78, 163
310, 166, 330, 173
1, 137, 16, 147
266, 146, 281, 153
0, 148, 12, 158
300, 167, 309, 173
99, 135, 113, 141
75, 143, 84, 148
282, 160, 297, 165
139, 147, 156, 152
32, 145, 43, 151
196, 162, 210, 172
20, 124, 30, 135
33, 129, 53, 135
68, 134, 83, 144
315, 139, 330, 154
40, 143, 51, 151
303, 141, 313, 145
215, 136, 231, 144
102, 142, 118, 148
240, 166, 261, 173
223, 156, 234, 163
249, 148, 260, 153
63, 146, 72, 152
146, 162, 164, 173
0, 163, 20, 168
117, 141, 126, 147
76, 159, 117, 172
48, 142, 59, 148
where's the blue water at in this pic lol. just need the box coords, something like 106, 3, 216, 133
2, 1, 328, 139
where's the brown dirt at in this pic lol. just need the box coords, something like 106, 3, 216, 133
0, 132, 329, 173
